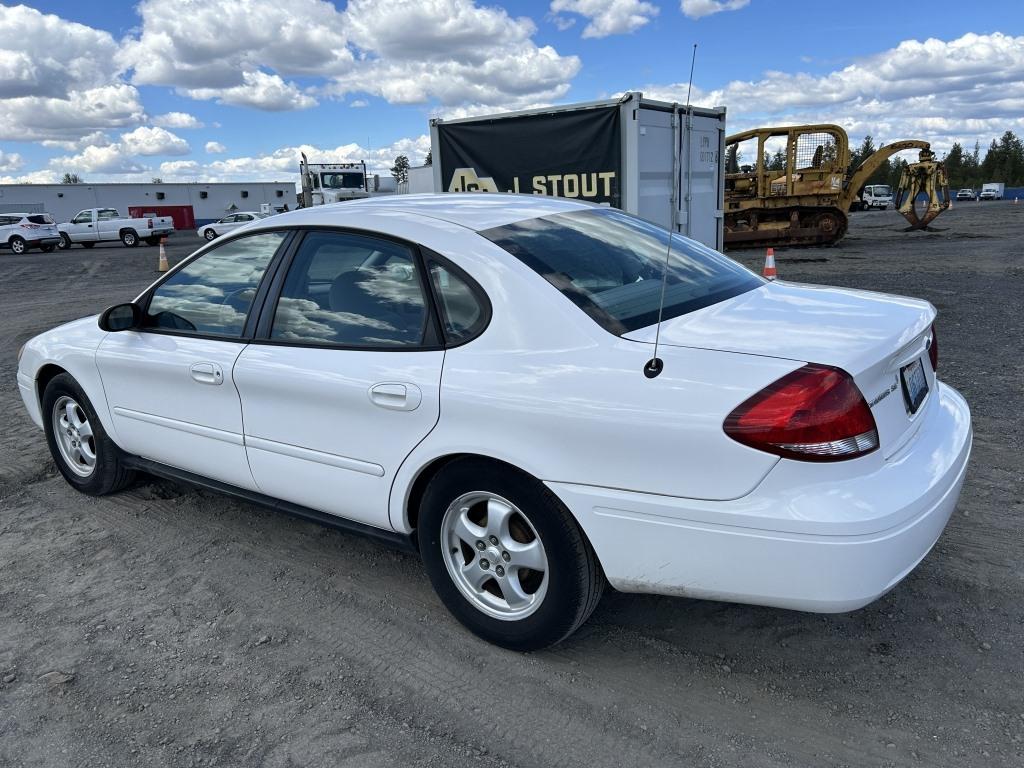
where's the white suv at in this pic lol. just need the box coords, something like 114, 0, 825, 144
1, 212, 62, 254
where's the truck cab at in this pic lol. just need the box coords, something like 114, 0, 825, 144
299, 159, 377, 206
861, 184, 893, 210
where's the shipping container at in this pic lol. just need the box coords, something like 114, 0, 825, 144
429, 93, 727, 250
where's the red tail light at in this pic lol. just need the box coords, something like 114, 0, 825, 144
724, 364, 878, 461
928, 323, 938, 373
20, 223, 40, 229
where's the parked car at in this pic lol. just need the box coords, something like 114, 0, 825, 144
197, 211, 269, 241
1, 212, 61, 254
16, 195, 972, 650
58, 208, 174, 249
955, 188, 976, 201
979, 183, 1004, 201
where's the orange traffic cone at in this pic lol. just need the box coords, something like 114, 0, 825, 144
157, 237, 168, 272
763, 247, 777, 280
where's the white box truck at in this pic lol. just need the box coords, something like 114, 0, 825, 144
980, 182, 1004, 200
429, 93, 727, 250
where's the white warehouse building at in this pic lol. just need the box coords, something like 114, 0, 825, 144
0, 182, 297, 230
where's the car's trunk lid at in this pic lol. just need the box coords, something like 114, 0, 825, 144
623, 281, 937, 458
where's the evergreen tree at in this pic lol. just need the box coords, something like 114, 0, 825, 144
390, 154, 410, 184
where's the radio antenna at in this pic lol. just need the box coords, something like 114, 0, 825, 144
645, 43, 697, 380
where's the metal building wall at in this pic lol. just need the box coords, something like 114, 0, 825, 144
0, 182, 296, 227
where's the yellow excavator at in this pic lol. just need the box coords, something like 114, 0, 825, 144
723, 124, 950, 248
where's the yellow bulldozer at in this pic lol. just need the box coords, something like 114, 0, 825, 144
723, 124, 950, 248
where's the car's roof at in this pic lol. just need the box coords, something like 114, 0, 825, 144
269, 194, 596, 233
2, 212, 40, 217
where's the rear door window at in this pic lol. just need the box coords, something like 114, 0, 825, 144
269, 231, 428, 348
481, 208, 762, 335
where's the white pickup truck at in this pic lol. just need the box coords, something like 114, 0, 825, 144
57, 208, 175, 249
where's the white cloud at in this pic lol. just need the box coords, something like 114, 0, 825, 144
680, 0, 750, 19
153, 136, 431, 184
49, 144, 148, 175
0, 169, 59, 184
185, 71, 317, 111
120, 126, 190, 156
118, 0, 350, 109
550, 1, 659, 38
0, 84, 147, 142
334, 0, 580, 109
205, 141, 227, 154
634, 32, 1024, 154
153, 112, 203, 129
0, 5, 120, 98
159, 160, 202, 177
349, 99, 369, 108
0, 150, 24, 172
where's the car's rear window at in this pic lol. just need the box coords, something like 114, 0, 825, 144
481, 208, 762, 334
26, 215, 54, 224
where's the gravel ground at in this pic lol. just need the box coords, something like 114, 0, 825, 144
1, 204, 1022, 768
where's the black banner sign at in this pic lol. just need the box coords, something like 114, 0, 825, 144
437, 106, 622, 207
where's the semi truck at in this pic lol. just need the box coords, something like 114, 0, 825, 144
428, 93, 727, 250
298, 154, 390, 207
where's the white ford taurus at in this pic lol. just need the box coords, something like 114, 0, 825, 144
16, 195, 972, 649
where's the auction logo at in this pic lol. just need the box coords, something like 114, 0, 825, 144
448, 168, 499, 193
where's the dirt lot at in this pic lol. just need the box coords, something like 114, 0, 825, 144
1, 204, 1022, 768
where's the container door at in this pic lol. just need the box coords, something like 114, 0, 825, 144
679, 112, 726, 251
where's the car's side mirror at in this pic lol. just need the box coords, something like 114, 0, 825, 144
98, 303, 141, 332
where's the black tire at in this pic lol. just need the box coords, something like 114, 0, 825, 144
204, 228, 217, 241
121, 229, 139, 247
42, 373, 135, 496
82, 241, 95, 249
57, 233, 72, 250
40, 244, 56, 253
9, 236, 26, 254
419, 458, 604, 650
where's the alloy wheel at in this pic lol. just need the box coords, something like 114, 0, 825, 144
52, 395, 97, 477
441, 491, 549, 620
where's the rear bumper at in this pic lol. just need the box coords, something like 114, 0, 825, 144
548, 382, 972, 613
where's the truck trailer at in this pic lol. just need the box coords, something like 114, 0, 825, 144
429, 93, 727, 250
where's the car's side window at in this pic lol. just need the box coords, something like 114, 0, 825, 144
270, 231, 428, 348
429, 262, 487, 343
143, 231, 286, 337
72, 211, 92, 224
97, 209, 119, 221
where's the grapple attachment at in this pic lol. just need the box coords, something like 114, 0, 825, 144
895, 149, 951, 230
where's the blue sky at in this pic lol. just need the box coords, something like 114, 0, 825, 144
1, 0, 1021, 184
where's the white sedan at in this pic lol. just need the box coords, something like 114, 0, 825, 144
16, 195, 972, 650
196, 211, 269, 241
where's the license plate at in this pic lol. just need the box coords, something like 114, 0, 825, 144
900, 358, 928, 414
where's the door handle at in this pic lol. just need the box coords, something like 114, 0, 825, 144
190, 362, 224, 385
369, 382, 422, 411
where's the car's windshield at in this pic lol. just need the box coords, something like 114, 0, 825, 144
870, 186, 891, 195
482, 208, 762, 335
321, 172, 364, 190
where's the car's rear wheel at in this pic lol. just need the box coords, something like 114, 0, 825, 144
9, 236, 26, 254
204, 228, 217, 241
121, 229, 138, 247
419, 459, 603, 650
42, 373, 135, 495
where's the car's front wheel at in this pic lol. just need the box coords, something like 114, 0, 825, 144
204, 228, 217, 241
9, 236, 26, 254
42, 373, 135, 495
419, 459, 603, 650
57, 233, 72, 250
